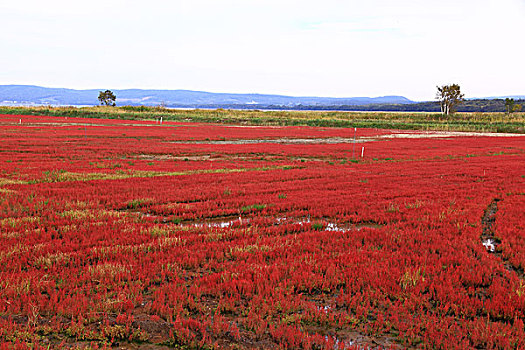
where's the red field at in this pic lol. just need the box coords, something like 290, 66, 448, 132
0, 114, 524, 349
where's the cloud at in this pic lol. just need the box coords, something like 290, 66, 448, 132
1, 0, 524, 100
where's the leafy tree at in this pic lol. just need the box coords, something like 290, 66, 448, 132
436, 84, 464, 115
98, 90, 116, 106
504, 98, 517, 114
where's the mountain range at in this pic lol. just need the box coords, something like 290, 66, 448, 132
0, 85, 413, 108
1, 85, 524, 113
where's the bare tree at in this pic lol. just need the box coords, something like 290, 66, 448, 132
436, 84, 464, 115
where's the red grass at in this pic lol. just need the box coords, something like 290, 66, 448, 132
0, 114, 524, 349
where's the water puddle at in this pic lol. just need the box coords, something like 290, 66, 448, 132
193, 217, 246, 228
482, 238, 496, 252
326, 335, 355, 349
481, 199, 501, 254
317, 305, 332, 313
299, 218, 383, 232
135, 210, 382, 233
326, 333, 391, 350
325, 223, 345, 232
131, 210, 248, 229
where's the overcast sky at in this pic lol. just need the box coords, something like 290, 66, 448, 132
1, 0, 524, 101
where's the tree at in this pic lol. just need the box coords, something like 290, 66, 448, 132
436, 84, 464, 115
98, 90, 116, 106
505, 98, 516, 114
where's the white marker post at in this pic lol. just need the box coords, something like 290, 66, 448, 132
160, 116, 163, 125
361, 146, 364, 158
19, 119, 22, 124
352, 127, 357, 159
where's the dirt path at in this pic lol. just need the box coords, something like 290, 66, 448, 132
481, 198, 524, 279
481, 198, 500, 249
165, 131, 524, 145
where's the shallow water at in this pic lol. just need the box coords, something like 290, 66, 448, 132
482, 238, 496, 252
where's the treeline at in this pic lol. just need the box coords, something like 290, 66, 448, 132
114, 99, 525, 112
269, 99, 525, 112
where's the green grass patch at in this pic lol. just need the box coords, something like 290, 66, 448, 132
241, 204, 267, 213
2, 106, 524, 133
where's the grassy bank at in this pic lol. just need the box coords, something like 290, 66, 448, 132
1, 105, 524, 133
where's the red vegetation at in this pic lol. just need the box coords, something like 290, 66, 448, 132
0, 114, 524, 349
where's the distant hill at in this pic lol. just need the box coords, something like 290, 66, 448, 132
1, 85, 523, 112
476, 95, 525, 100
0, 85, 412, 108
289, 99, 525, 113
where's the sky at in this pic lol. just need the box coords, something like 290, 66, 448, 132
1, 0, 524, 101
